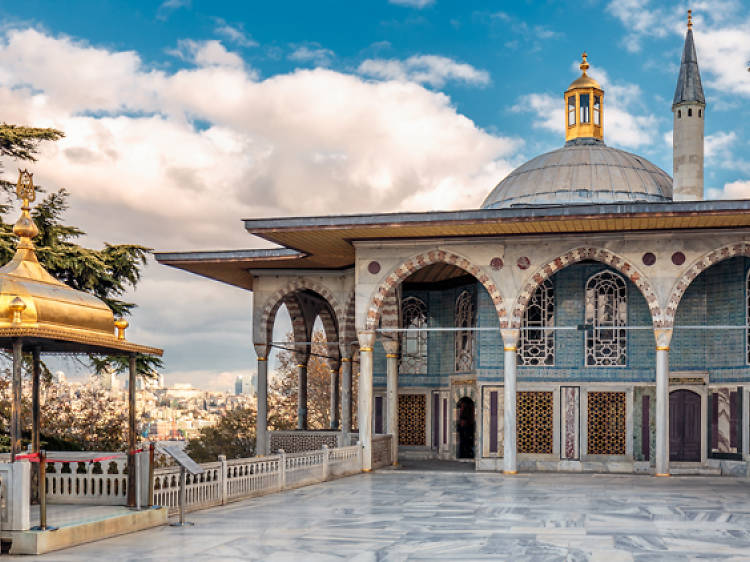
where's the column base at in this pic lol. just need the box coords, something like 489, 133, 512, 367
654, 473, 671, 477
503, 470, 518, 475
362, 468, 372, 473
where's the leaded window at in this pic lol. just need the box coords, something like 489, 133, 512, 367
455, 290, 475, 372
400, 296, 428, 374
519, 279, 554, 366
585, 271, 627, 366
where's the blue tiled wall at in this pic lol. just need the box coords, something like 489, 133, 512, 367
373, 258, 750, 388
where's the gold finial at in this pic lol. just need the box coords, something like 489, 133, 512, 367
13, 169, 39, 248
580, 52, 589, 75
114, 318, 129, 340
687, 9, 693, 29
9, 297, 26, 324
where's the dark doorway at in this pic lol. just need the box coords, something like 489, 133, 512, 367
669, 389, 701, 462
456, 397, 475, 459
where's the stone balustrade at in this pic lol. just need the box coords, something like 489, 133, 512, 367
372, 434, 393, 469
269, 430, 341, 453
153, 443, 364, 515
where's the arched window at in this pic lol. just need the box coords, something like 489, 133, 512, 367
400, 297, 428, 374
688, 108, 693, 117
567, 95, 576, 126
678, 109, 682, 118
455, 290, 475, 372
519, 279, 555, 366
585, 271, 627, 366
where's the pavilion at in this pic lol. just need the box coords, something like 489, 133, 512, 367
157, 14, 750, 477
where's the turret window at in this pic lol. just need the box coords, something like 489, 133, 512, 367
593, 96, 601, 126
567, 95, 576, 126
580, 94, 590, 124
678, 110, 682, 118
698, 109, 702, 118
688, 108, 692, 117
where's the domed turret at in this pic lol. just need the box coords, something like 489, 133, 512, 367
481, 53, 673, 209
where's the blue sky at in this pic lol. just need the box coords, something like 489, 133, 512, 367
1, 0, 749, 390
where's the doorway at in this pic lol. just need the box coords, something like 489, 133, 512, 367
456, 397, 475, 459
669, 389, 701, 462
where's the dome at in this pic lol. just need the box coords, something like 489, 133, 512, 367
481, 139, 673, 209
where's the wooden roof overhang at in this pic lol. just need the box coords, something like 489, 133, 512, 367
155, 199, 750, 290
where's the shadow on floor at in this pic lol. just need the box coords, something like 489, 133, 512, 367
394, 459, 475, 472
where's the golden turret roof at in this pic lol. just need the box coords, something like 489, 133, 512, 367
566, 52, 602, 91
0, 170, 161, 356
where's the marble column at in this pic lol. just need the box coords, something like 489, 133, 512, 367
127, 353, 137, 507
382, 338, 399, 466
10, 339, 22, 461
501, 329, 519, 474
297, 362, 308, 430
329, 361, 340, 430
655, 329, 673, 477
340, 345, 353, 441
357, 330, 375, 472
254, 344, 269, 456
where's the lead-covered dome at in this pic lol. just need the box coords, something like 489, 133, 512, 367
481, 139, 673, 209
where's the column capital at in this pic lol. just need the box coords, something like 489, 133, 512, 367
654, 328, 673, 349
381, 337, 399, 356
357, 330, 376, 350
339, 342, 354, 360
253, 342, 269, 359
501, 328, 520, 348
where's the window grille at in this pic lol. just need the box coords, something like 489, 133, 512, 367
519, 279, 554, 366
455, 289, 475, 372
400, 296, 428, 374
585, 271, 627, 366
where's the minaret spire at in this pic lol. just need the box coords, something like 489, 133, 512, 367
672, 9, 705, 201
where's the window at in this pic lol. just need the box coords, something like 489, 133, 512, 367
455, 290, 475, 372
688, 108, 693, 117
519, 279, 554, 366
585, 271, 627, 366
400, 297, 428, 374
678, 109, 682, 118
568, 95, 576, 126
593, 95, 601, 126
580, 94, 590, 124
746, 270, 750, 365
699, 109, 702, 118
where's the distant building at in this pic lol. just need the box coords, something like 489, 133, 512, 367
234, 374, 256, 396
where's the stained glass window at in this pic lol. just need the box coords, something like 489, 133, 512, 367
455, 290, 475, 372
400, 296, 428, 374
519, 279, 554, 366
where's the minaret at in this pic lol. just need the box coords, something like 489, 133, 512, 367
672, 10, 705, 201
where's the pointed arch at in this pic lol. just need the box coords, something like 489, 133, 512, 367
365, 249, 506, 331
665, 242, 750, 327
509, 247, 663, 329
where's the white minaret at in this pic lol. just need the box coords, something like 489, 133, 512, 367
672, 10, 705, 201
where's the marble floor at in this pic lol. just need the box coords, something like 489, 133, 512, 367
29, 471, 750, 561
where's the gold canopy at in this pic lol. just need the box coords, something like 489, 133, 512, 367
0, 170, 161, 356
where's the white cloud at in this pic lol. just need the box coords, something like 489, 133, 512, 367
288, 45, 335, 66
170, 39, 246, 70
214, 20, 258, 48
0, 27, 521, 378
157, 0, 190, 20
358, 55, 490, 88
719, 179, 750, 199
705, 131, 737, 159
389, 0, 434, 8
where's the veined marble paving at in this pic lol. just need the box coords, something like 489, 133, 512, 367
42, 470, 750, 561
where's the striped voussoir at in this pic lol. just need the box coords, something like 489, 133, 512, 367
366, 250, 506, 330
260, 277, 344, 347
510, 247, 664, 329
664, 242, 749, 327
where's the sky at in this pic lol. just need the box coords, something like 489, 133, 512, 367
0, 0, 748, 392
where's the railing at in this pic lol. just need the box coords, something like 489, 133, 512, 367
0, 461, 30, 531
152, 444, 363, 515
269, 430, 341, 453
44, 452, 132, 505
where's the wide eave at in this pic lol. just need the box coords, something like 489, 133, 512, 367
155, 200, 750, 290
